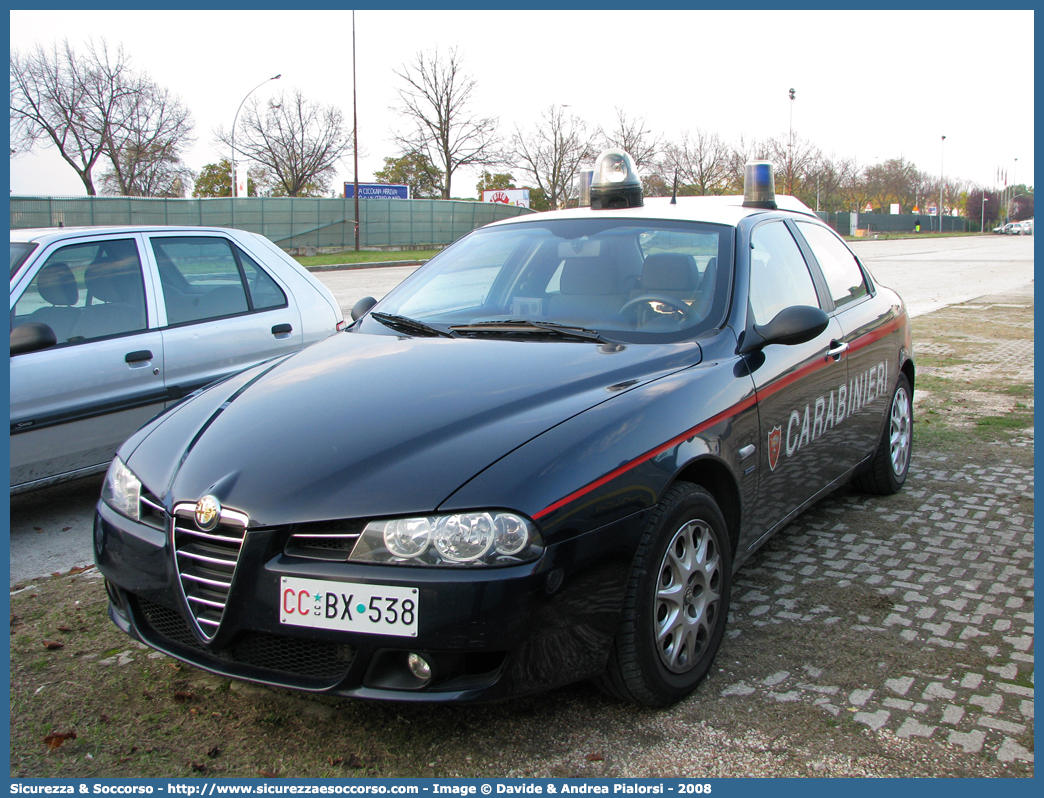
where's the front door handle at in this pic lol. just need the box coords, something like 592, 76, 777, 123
271, 323, 293, 337
125, 350, 153, 363
826, 340, 849, 362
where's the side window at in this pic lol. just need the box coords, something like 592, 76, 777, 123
796, 222, 869, 309
748, 222, 820, 326
239, 249, 287, 311
12, 239, 147, 345
151, 237, 255, 325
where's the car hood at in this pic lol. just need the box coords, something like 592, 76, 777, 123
126, 332, 702, 526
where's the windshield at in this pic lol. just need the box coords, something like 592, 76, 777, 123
356, 218, 733, 343
10, 242, 37, 279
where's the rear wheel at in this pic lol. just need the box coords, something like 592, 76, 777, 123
853, 372, 913, 495
596, 483, 731, 707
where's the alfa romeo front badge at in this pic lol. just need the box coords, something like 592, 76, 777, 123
194, 495, 221, 532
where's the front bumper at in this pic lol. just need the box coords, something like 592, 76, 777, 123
94, 500, 648, 702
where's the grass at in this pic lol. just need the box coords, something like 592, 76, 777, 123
292, 249, 440, 269
909, 299, 1034, 451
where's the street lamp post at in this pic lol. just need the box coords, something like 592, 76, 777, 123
939, 135, 946, 233
981, 191, 986, 234
231, 74, 281, 197
1011, 157, 1018, 220
788, 88, 795, 195
352, 12, 360, 250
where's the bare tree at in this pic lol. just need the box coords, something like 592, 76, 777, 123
805, 153, 857, 213
764, 134, 820, 200
511, 105, 592, 211
100, 83, 195, 196
662, 129, 729, 195
839, 165, 874, 215
218, 88, 352, 197
596, 108, 662, 169
10, 38, 137, 195
391, 47, 500, 199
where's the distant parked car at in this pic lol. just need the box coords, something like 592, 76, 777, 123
10, 226, 345, 493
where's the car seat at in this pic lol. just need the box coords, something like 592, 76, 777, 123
68, 254, 146, 340
27, 262, 81, 343
546, 259, 627, 327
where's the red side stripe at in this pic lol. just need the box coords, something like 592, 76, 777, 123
533, 394, 757, 520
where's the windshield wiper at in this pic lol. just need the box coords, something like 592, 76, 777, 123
449, 319, 608, 343
370, 312, 457, 339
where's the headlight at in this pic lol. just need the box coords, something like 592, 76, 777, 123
101, 457, 142, 522
349, 511, 542, 567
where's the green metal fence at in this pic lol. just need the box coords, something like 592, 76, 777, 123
9, 196, 534, 250
816, 211, 967, 236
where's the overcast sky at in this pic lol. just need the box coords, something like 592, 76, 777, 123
9, 8, 1035, 199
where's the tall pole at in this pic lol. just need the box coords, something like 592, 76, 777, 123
1012, 157, 1018, 220
939, 135, 946, 233
353, 11, 360, 250
231, 74, 282, 197
788, 88, 795, 195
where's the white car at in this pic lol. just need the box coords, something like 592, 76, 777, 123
10, 226, 344, 493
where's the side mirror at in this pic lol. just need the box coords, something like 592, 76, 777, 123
11, 322, 58, 356
351, 296, 377, 321
738, 305, 829, 354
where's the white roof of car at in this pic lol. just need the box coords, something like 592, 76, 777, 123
10, 225, 246, 245
489, 194, 818, 228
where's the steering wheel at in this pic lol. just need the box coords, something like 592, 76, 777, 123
619, 293, 691, 316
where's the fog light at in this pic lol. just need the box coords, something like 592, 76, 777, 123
407, 653, 432, 682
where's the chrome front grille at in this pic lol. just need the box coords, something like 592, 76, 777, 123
283, 519, 364, 561
139, 490, 166, 530
171, 502, 248, 641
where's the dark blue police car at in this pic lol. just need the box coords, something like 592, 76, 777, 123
95, 151, 914, 706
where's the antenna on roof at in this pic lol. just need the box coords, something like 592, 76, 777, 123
670, 171, 679, 205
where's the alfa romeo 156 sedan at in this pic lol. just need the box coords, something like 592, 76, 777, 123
95, 152, 914, 707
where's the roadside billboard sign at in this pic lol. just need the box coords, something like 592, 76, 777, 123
344, 183, 410, 200
483, 189, 530, 208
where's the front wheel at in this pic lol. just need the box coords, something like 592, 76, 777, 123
595, 483, 732, 707
852, 372, 913, 495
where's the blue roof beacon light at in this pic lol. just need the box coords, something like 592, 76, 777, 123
743, 161, 777, 209
589, 149, 643, 209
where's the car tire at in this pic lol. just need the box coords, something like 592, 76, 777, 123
852, 372, 913, 495
595, 483, 732, 707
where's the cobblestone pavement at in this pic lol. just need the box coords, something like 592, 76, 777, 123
721, 450, 1034, 766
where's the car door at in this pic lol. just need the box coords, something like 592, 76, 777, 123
10, 234, 165, 489
143, 233, 304, 402
744, 220, 850, 539
794, 220, 898, 461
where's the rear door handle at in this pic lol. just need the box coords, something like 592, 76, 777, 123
826, 340, 849, 362
125, 350, 153, 363
271, 323, 293, 337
